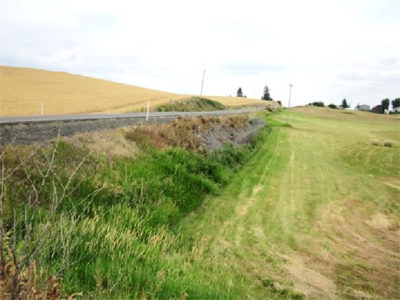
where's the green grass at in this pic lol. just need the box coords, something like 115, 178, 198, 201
3, 107, 399, 299
178, 108, 400, 299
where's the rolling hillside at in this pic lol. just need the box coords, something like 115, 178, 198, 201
0, 66, 275, 116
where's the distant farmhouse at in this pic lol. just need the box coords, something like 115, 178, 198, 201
372, 105, 383, 113
394, 107, 400, 113
358, 104, 370, 111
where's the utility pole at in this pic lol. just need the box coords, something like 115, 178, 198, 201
200, 70, 205, 97
287, 84, 293, 124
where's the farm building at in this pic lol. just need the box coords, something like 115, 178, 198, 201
358, 104, 370, 111
372, 105, 383, 113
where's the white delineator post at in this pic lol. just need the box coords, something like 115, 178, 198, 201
287, 84, 293, 124
146, 100, 150, 121
41, 102, 44, 115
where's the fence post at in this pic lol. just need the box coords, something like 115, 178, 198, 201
146, 100, 150, 121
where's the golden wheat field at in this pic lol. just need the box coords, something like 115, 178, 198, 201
0, 66, 274, 116
205, 95, 280, 109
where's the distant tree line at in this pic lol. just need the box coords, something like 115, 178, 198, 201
308, 98, 349, 109
235, 84, 273, 101
308, 101, 325, 107
234, 86, 400, 114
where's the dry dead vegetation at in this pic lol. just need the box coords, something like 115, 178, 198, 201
65, 115, 256, 156
0, 66, 274, 116
125, 115, 251, 152
0, 260, 62, 300
67, 129, 141, 158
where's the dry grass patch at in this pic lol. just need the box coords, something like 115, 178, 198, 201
292, 106, 400, 123
125, 115, 250, 152
306, 199, 400, 299
66, 128, 140, 157
205, 96, 281, 109
0, 260, 62, 300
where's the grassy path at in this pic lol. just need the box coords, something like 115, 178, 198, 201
180, 108, 400, 299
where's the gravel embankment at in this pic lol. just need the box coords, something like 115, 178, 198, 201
0, 116, 176, 145
0, 113, 265, 146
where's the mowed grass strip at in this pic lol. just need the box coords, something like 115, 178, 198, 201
0, 66, 274, 116
179, 107, 400, 299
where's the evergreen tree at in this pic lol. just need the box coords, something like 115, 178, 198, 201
261, 84, 272, 101
237, 87, 243, 97
381, 98, 390, 111
391, 98, 400, 109
341, 98, 349, 108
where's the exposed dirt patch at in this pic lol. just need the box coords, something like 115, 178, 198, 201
285, 256, 338, 299
253, 226, 264, 238
237, 205, 248, 216
218, 239, 233, 249
366, 213, 391, 230
252, 185, 263, 195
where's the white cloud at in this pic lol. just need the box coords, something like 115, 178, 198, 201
1, 0, 399, 107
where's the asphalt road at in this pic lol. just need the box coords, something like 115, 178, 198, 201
0, 108, 259, 125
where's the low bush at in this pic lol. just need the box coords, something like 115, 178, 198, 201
308, 101, 325, 107
157, 97, 226, 112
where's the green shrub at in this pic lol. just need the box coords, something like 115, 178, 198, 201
308, 101, 325, 107
157, 97, 225, 112
328, 104, 338, 109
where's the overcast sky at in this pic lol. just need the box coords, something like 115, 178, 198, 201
1, 0, 399, 107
